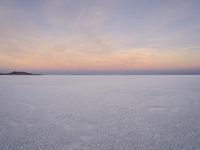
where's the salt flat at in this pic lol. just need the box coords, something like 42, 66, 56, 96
0, 75, 200, 150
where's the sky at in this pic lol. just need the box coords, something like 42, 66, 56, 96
0, 0, 200, 74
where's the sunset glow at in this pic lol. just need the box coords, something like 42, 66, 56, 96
0, 0, 200, 74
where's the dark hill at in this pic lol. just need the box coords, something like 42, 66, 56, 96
0, 71, 42, 75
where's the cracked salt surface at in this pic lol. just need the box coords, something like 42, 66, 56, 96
0, 75, 200, 150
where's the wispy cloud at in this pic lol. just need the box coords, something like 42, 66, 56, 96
0, 0, 199, 73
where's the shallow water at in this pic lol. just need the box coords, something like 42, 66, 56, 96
0, 75, 200, 150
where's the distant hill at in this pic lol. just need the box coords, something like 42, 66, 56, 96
0, 71, 42, 75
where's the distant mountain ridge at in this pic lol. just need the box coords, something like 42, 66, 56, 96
0, 71, 42, 75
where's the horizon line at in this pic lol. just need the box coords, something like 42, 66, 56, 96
1, 69, 200, 75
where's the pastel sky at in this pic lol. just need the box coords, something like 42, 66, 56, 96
0, 0, 200, 74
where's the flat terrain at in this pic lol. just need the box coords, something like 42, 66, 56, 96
0, 75, 200, 150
